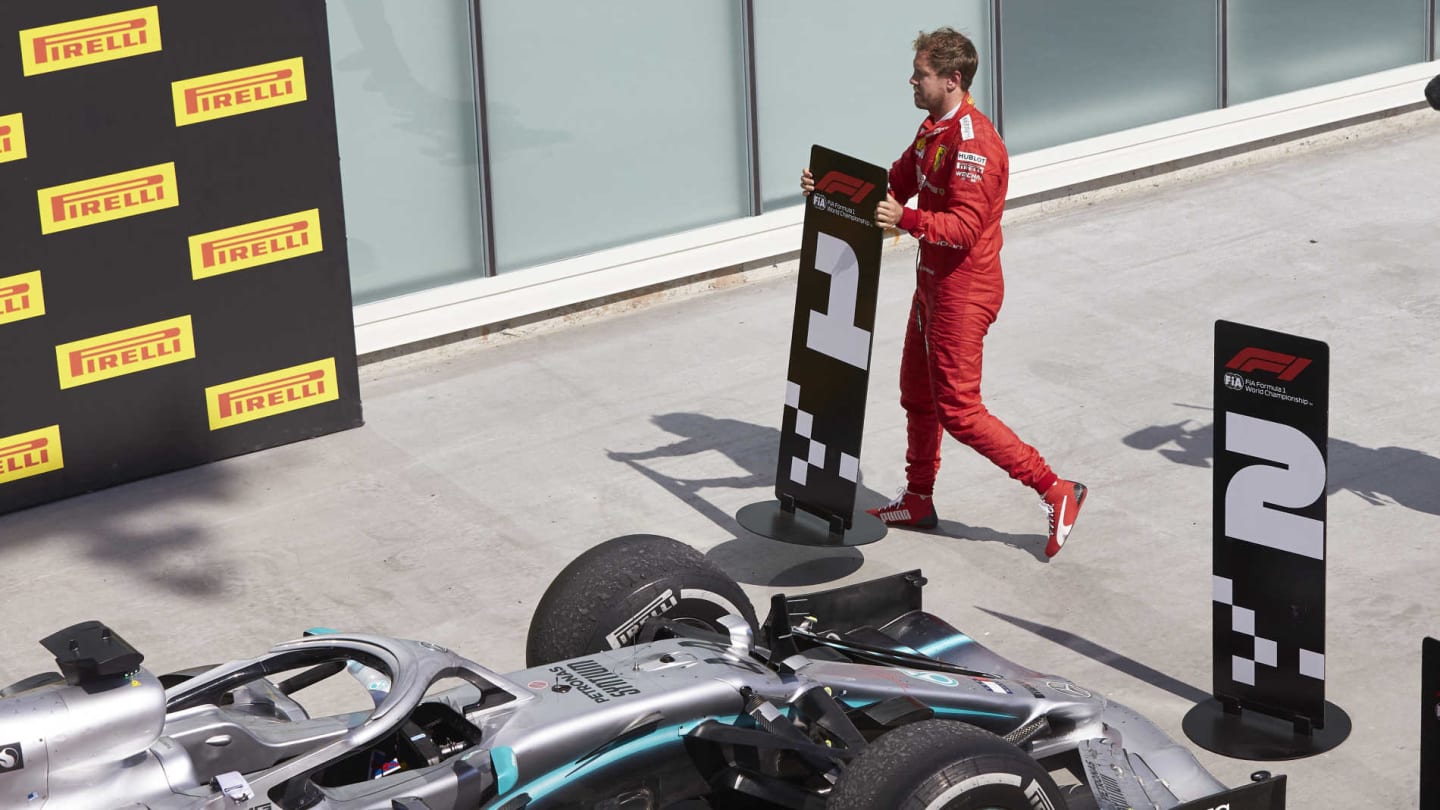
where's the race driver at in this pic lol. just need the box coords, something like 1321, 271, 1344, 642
803, 27, 1087, 558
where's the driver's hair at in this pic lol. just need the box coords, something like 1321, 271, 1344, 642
914, 27, 979, 92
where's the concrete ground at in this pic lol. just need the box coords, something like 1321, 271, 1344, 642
2, 109, 1437, 807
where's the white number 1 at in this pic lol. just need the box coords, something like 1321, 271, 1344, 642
805, 233, 871, 371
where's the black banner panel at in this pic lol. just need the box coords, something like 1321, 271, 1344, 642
1425, 637, 1439, 809
0, 1, 362, 514
772, 145, 885, 528
1212, 321, 1329, 726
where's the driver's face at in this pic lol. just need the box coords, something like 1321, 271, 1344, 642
909, 52, 953, 115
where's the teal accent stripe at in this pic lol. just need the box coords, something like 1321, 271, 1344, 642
931, 705, 1014, 720
917, 633, 974, 657
491, 746, 519, 794
839, 697, 1013, 721
488, 714, 742, 807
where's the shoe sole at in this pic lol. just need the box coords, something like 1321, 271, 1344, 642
868, 510, 939, 530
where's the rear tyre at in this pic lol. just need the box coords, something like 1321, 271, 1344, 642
828, 719, 1067, 810
525, 534, 756, 667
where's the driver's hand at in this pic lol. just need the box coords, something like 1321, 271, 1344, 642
800, 168, 814, 196
875, 193, 903, 228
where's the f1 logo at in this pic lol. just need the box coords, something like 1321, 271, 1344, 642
1226, 347, 1311, 381
0, 743, 23, 772
814, 171, 875, 203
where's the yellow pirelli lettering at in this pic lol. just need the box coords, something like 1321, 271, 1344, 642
37, 162, 179, 235
20, 7, 161, 76
173, 57, 307, 126
56, 315, 195, 389
0, 113, 28, 164
0, 271, 46, 326
189, 209, 323, 279
0, 425, 63, 485
207, 357, 339, 430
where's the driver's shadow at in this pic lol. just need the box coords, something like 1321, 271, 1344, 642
608, 413, 1054, 582
608, 413, 871, 587
607, 413, 786, 534
932, 518, 1050, 563
1124, 418, 1440, 516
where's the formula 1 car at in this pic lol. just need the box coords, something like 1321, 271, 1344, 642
0, 534, 1286, 809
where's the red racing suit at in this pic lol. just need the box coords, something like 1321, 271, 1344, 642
887, 95, 1055, 496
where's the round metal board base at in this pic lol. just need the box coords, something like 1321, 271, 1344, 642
736, 501, 887, 547
1183, 698, 1351, 760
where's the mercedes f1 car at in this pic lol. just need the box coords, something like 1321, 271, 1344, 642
0, 534, 1285, 809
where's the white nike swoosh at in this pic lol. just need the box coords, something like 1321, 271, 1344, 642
1055, 500, 1069, 547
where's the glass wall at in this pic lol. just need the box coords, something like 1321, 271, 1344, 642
327, 1, 1436, 306
1228, 0, 1429, 104
753, 1, 990, 211
999, 0, 1219, 156
480, 1, 750, 274
327, 0, 485, 304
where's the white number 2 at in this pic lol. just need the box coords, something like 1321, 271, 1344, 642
805, 233, 871, 371
1224, 412, 1326, 560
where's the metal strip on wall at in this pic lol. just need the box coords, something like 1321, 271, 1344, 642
1218, 0, 1229, 108
1427, 0, 1436, 61
990, 0, 1005, 136
470, 0, 498, 277
741, 0, 763, 215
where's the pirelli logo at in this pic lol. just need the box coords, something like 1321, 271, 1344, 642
0, 426, 63, 486
173, 57, 307, 126
207, 358, 339, 430
20, 7, 162, 77
190, 209, 323, 279
0, 113, 27, 164
0, 271, 45, 326
56, 315, 195, 389
37, 162, 179, 235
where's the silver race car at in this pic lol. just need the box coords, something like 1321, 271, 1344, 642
0, 534, 1285, 809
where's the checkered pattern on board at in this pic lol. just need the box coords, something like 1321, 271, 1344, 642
1214, 575, 1325, 686
785, 380, 858, 486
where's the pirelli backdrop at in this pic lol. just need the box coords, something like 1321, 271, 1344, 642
0, 2, 362, 515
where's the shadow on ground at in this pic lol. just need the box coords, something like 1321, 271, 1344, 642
1124, 416, 1440, 516
978, 607, 1211, 704
0, 464, 233, 596
608, 413, 887, 586
610, 412, 1062, 577
933, 518, 1050, 562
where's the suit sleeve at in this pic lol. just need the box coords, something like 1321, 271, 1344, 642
896, 132, 1005, 251
888, 143, 918, 206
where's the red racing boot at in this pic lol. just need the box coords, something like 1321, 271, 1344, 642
1042, 480, 1088, 558
868, 488, 938, 529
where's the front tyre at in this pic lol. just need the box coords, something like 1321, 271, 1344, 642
828, 720, 1068, 810
525, 534, 756, 667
